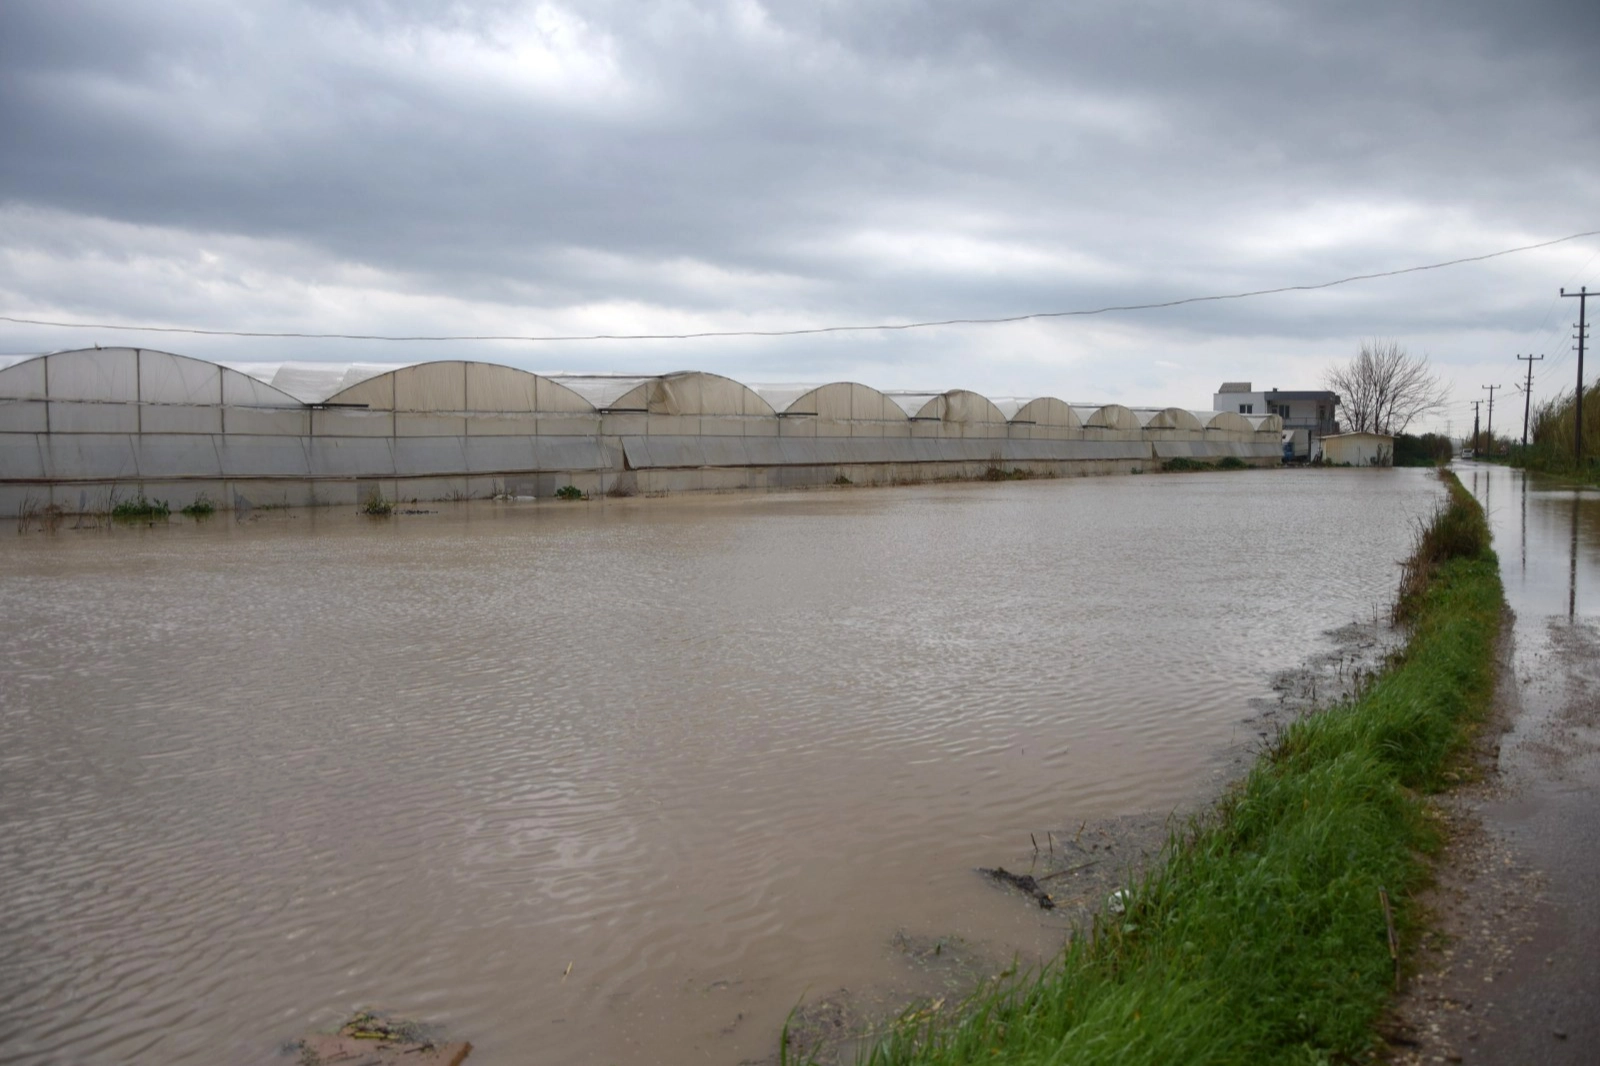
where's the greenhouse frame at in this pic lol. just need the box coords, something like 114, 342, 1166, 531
0, 348, 1284, 516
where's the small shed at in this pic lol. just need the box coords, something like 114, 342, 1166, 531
1322, 431, 1394, 467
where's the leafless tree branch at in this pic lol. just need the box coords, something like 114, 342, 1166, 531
1325, 340, 1448, 435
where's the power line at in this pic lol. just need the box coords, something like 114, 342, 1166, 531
2, 228, 1597, 344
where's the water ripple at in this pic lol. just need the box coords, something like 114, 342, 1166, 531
0, 471, 1440, 1065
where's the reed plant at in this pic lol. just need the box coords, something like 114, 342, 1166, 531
857, 470, 1501, 1066
1508, 388, 1600, 484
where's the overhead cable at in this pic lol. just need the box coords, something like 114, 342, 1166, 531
2, 228, 1597, 344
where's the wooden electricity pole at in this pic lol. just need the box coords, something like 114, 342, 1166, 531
1482, 384, 1501, 456
1471, 400, 1481, 455
1517, 353, 1543, 448
1560, 286, 1592, 462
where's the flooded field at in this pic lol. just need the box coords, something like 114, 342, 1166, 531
0, 469, 1442, 1065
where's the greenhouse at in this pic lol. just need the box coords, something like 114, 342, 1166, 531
0, 348, 1284, 516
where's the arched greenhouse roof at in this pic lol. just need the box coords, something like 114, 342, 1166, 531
321, 361, 594, 412
1246, 413, 1285, 432
0, 347, 304, 407
883, 389, 1007, 423
994, 397, 1082, 428
1196, 410, 1254, 433
1071, 403, 1141, 431
542, 371, 774, 416
1131, 407, 1205, 431
751, 382, 907, 421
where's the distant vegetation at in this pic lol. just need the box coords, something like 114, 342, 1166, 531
857, 470, 1501, 1066
1392, 433, 1453, 467
1505, 387, 1600, 485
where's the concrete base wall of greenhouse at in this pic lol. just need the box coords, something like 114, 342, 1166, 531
0, 432, 1280, 517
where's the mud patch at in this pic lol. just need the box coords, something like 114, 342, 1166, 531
1220, 618, 1402, 782
293, 1008, 470, 1066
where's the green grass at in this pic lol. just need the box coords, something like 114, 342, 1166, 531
1505, 445, 1600, 488
360, 491, 393, 516
857, 470, 1502, 1066
110, 494, 170, 520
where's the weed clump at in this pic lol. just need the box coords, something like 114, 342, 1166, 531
180, 494, 215, 518
111, 495, 170, 520
553, 485, 585, 501
360, 491, 393, 516
1162, 456, 1251, 472
1161, 457, 1211, 472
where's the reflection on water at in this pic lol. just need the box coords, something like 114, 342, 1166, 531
0, 470, 1441, 1066
1462, 462, 1599, 619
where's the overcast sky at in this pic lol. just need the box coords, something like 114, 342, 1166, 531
3, 0, 1598, 430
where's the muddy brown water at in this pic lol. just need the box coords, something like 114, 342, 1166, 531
0, 469, 1443, 1065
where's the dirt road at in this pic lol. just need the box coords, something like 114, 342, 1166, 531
1387, 467, 1600, 1063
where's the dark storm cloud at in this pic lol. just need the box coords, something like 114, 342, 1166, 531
1, 0, 1597, 411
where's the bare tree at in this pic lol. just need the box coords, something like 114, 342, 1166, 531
1325, 340, 1448, 435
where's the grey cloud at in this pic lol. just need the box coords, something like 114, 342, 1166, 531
1, 0, 1597, 417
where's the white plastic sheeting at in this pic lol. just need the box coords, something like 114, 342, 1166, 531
0, 348, 1285, 514
542, 374, 657, 410
1072, 403, 1141, 432
1131, 407, 1206, 431
225, 362, 401, 404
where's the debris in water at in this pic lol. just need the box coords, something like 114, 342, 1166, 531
976, 866, 1055, 909
295, 1009, 471, 1066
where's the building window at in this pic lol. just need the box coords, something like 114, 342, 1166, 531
1239, 403, 1253, 414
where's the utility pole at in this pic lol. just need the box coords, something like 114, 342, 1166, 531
1483, 384, 1501, 457
1560, 286, 1592, 463
1471, 400, 1481, 456
1517, 353, 1544, 448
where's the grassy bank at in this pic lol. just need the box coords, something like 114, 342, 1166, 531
1505, 446, 1600, 488
854, 471, 1502, 1066
1501, 387, 1600, 486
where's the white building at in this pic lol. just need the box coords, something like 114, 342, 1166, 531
1213, 382, 1340, 461
1321, 432, 1394, 467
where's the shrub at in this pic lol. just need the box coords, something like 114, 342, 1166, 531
111, 494, 170, 520
180, 494, 216, 518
